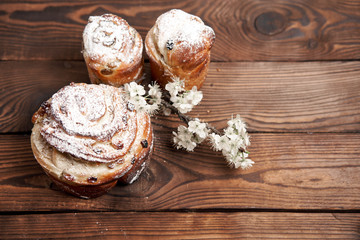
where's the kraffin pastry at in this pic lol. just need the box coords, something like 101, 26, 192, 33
82, 14, 144, 87
31, 83, 153, 198
145, 9, 215, 90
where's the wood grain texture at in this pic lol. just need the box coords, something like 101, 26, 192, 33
0, 133, 359, 211
1, 61, 359, 133
1, 0, 360, 61
0, 61, 89, 132
0, 212, 359, 239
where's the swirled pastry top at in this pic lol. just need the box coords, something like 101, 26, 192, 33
151, 9, 215, 65
83, 14, 142, 69
38, 83, 139, 163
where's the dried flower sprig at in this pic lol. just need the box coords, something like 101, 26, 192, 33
173, 118, 209, 152
208, 115, 253, 169
123, 78, 253, 169
165, 79, 203, 114
124, 82, 162, 115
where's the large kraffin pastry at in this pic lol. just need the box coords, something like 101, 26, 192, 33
82, 14, 144, 87
145, 9, 215, 90
31, 83, 153, 198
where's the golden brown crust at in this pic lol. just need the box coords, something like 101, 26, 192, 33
30, 83, 153, 199
49, 174, 117, 199
146, 34, 210, 90
145, 10, 215, 90
82, 14, 144, 87
84, 54, 144, 87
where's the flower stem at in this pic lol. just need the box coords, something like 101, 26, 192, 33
161, 98, 221, 135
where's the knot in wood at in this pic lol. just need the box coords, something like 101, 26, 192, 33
255, 11, 286, 36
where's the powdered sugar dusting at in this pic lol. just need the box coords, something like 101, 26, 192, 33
83, 14, 141, 68
50, 84, 126, 140
40, 84, 139, 163
153, 9, 215, 61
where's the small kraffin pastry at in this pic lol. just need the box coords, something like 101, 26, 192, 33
31, 83, 153, 198
145, 9, 215, 90
82, 14, 144, 87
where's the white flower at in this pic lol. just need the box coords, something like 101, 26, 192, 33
165, 79, 184, 97
224, 152, 239, 167
219, 135, 231, 152
187, 87, 203, 105
241, 158, 254, 169
148, 83, 162, 100
224, 151, 253, 169
165, 78, 203, 114
124, 82, 162, 115
173, 125, 196, 151
209, 133, 222, 151
124, 82, 145, 98
145, 102, 160, 115
129, 95, 148, 112
207, 114, 252, 169
171, 92, 202, 114
243, 133, 250, 146
227, 115, 248, 136
169, 95, 179, 105
172, 96, 193, 114
178, 104, 193, 114
224, 115, 250, 149
188, 119, 208, 140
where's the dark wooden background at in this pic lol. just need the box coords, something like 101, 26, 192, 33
0, 0, 359, 239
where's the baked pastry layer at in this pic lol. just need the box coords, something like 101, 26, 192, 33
83, 14, 144, 86
145, 9, 215, 90
31, 83, 153, 198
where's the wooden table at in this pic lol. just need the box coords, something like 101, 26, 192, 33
1, 1, 359, 239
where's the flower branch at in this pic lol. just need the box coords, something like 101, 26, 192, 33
123, 78, 253, 170
160, 97, 221, 135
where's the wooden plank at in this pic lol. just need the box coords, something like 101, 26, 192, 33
1, 0, 360, 61
0, 212, 359, 239
201, 61, 360, 132
0, 61, 90, 132
0, 133, 359, 212
1, 61, 359, 133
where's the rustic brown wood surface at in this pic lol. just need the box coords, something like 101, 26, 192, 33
0, 0, 360, 61
1, 212, 359, 239
0, 133, 359, 212
0, 0, 359, 239
1, 61, 359, 133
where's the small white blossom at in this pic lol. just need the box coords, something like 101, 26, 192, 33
148, 83, 162, 100
243, 133, 250, 146
226, 115, 248, 137
209, 133, 222, 151
173, 125, 197, 151
240, 158, 254, 170
208, 115, 252, 169
165, 78, 203, 114
172, 97, 193, 114
188, 119, 208, 140
145, 102, 160, 114
146, 83, 162, 115
125, 82, 146, 98
124, 82, 162, 115
223, 151, 253, 170
130, 95, 148, 112
165, 79, 184, 97
187, 87, 203, 105
218, 135, 231, 153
